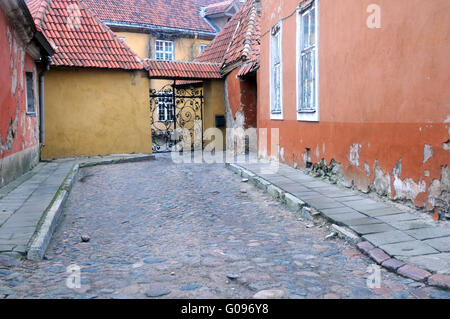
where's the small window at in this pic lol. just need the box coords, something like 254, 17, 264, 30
200, 44, 208, 53
155, 40, 174, 61
157, 92, 175, 122
270, 23, 283, 120
297, 0, 319, 121
25, 72, 35, 114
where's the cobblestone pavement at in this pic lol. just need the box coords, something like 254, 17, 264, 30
1, 156, 449, 299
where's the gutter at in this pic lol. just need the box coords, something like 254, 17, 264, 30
39, 56, 52, 144
104, 20, 217, 39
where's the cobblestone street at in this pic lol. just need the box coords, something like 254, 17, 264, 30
0, 156, 449, 299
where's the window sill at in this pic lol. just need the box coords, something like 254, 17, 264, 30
26, 112, 36, 117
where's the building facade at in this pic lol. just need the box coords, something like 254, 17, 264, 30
27, 0, 152, 159
196, 0, 260, 154
258, 0, 450, 215
0, 0, 53, 187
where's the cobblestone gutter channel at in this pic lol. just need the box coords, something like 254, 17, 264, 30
226, 163, 450, 291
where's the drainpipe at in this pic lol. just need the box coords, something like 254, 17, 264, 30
39, 56, 51, 144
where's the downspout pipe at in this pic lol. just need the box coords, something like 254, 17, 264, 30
39, 56, 51, 144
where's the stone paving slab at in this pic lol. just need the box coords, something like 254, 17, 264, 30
380, 241, 439, 257
349, 223, 396, 235
423, 237, 450, 252
404, 253, 450, 275
376, 213, 419, 223
405, 228, 450, 240
326, 212, 368, 225
321, 207, 361, 215
344, 217, 382, 226
363, 230, 416, 246
335, 195, 366, 202
363, 207, 403, 217
343, 199, 390, 212
391, 220, 432, 231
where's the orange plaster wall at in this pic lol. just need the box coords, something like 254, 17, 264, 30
226, 68, 257, 129
258, 0, 450, 211
0, 8, 39, 160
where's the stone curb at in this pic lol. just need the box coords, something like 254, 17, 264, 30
27, 164, 79, 261
26, 154, 155, 261
78, 154, 155, 168
226, 163, 450, 292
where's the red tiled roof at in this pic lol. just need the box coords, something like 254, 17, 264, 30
223, 0, 260, 75
26, 0, 145, 70
195, 0, 260, 76
204, 0, 234, 16
195, 8, 240, 64
146, 60, 222, 80
82, 0, 224, 34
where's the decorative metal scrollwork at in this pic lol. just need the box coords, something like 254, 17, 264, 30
149, 83, 203, 153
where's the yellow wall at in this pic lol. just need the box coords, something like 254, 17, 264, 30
115, 32, 150, 58
43, 69, 152, 159
116, 31, 210, 62
203, 79, 226, 150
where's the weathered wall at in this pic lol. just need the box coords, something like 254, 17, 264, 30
116, 31, 211, 61
0, 8, 40, 187
225, 68, 258, 154
203, 79, 226, 150
116, 31, 213, 132
42, 69, 152, 159
258, 0, 450, 215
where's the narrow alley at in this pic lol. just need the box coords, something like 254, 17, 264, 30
0, 157, 448, 299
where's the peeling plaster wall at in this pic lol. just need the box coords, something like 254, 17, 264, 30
257, 0, 450, 216
225, 68, 258, 154
0, 8, 40, 187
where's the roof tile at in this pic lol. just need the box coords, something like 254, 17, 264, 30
82, 0, 224, 34
26, 0, 145, 70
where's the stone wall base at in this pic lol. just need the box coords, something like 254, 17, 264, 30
0, 145, 40, 188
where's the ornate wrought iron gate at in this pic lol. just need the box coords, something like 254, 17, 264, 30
150, 84, 203, 153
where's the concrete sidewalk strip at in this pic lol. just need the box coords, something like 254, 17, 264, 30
0, 153, 155, 260
229, 160, 450, 288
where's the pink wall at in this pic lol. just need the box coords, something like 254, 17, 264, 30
0, 7, 39, 161
258, 0, 450, 214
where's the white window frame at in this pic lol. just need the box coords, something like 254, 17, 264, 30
157, 92, 175, 122
270, 22, 283, 120
25, 71, 35, 115
200, 44, 208, 53
296, 0, 319, 122
155, 40, 174, 61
